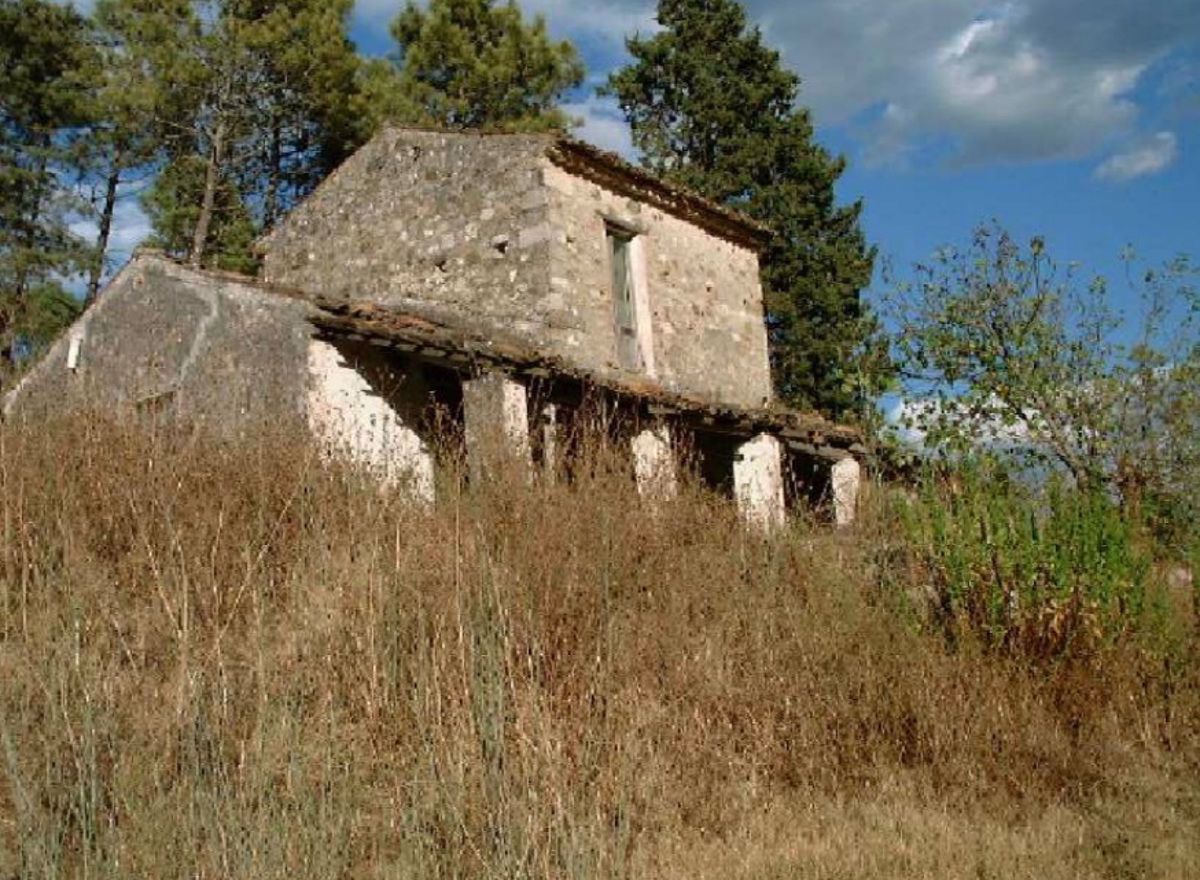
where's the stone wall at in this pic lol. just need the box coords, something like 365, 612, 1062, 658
3, 254, 314, 427
542, 160, 773, 409
3, 255, 440, 497
259, 129, 560, 341
259, 128, 774, 411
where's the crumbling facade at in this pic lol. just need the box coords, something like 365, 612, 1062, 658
4, 128, 863, 528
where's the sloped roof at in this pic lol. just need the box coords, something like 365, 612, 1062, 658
304, 296, 860, 453
89, 253, 860, 454
543, 136, 773, 251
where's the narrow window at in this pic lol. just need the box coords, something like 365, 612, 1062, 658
66, 335, 84, 371
607, 226, 642, 371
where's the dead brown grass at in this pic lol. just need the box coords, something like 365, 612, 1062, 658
0, 414, 1197, 878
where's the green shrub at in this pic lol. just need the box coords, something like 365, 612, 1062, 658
889, 461, 1153, 658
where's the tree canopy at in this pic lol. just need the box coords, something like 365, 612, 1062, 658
367, 0, 585, 132
95, 0, 366, 271
605, 0, 880, 418
886, 224, 1200, 534
0, 0, 93, 366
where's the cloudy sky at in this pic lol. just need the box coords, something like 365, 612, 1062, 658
80, 0, 1200, 311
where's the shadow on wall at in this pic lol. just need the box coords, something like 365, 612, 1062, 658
306, 338, 466, 504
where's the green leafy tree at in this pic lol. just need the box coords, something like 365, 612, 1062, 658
886, 224, 1200, 539
371, 0, 584, 132
109, 0, 364, 270
604, 0, 879, 417
0, 0, 95, 367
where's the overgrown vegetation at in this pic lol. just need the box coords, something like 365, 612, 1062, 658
1, 415, 1196, 878
885, 225, 1200, 518
883, 462, 1184, 658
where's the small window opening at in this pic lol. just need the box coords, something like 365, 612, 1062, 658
607, 225, 642, 371
66, 335, 83, 371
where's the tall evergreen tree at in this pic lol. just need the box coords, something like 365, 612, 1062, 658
368, 0, 584, 132
0, 0, 92, 365
104, 0, 365, 271
604, 0, 880, 418
232, 0, 366, 229
84, 0, 173, 301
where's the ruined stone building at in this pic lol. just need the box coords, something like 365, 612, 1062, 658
3, 128, 863, 528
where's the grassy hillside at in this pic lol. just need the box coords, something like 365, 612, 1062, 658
0, 416, 1197, 878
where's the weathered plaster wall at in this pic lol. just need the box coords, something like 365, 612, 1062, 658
307, 338, 436, 502
462, 372, 532, 481
632, 424, 677, 501
4, 255, 442, 500
831, 455, 862, 528
260, 129, 561, 341
542, 161, 773, 409
734, 433, 786, 532
3, 254, 314, 427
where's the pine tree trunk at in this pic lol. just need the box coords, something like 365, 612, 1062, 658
87, 147, 123, 304
264, 122, 282, 228
190, 122, 226, 269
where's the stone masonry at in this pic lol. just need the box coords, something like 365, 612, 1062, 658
260, 128, 773, 411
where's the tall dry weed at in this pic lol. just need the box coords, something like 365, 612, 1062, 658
0, 414, 1196, 878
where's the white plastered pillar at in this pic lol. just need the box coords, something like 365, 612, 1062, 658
831, 455, 862, 528
462, 372, 532, 481
632, 423, 677, 502
540, 403, 561, 479
734, 433, 786, 532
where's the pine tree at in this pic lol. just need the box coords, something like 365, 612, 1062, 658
84, 0, 173, 301
604, 0, 880, 418
232, 0, 366, 229
370, 0, 584, 132
0, 0, 92, 366
108, 0, 365, 271
142, 154, 259, 274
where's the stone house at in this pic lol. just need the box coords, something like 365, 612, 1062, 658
3, 127, 863, 528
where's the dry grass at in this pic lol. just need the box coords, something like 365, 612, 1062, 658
0, 414, 1197, 878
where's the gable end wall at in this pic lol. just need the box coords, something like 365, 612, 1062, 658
259, 129, 559, 342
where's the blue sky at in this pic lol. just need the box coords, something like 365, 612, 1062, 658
77, 0, 1200, 318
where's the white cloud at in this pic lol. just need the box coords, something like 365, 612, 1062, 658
64, 1, 1200, 170
753, 0, 1197, 166
886, 394, 1035, 451
561, 95, 635, 157
1095, 131, 1180, 181
443, 0, 1197, 168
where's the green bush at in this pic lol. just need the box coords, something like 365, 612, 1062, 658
889, 462, 1154, 658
